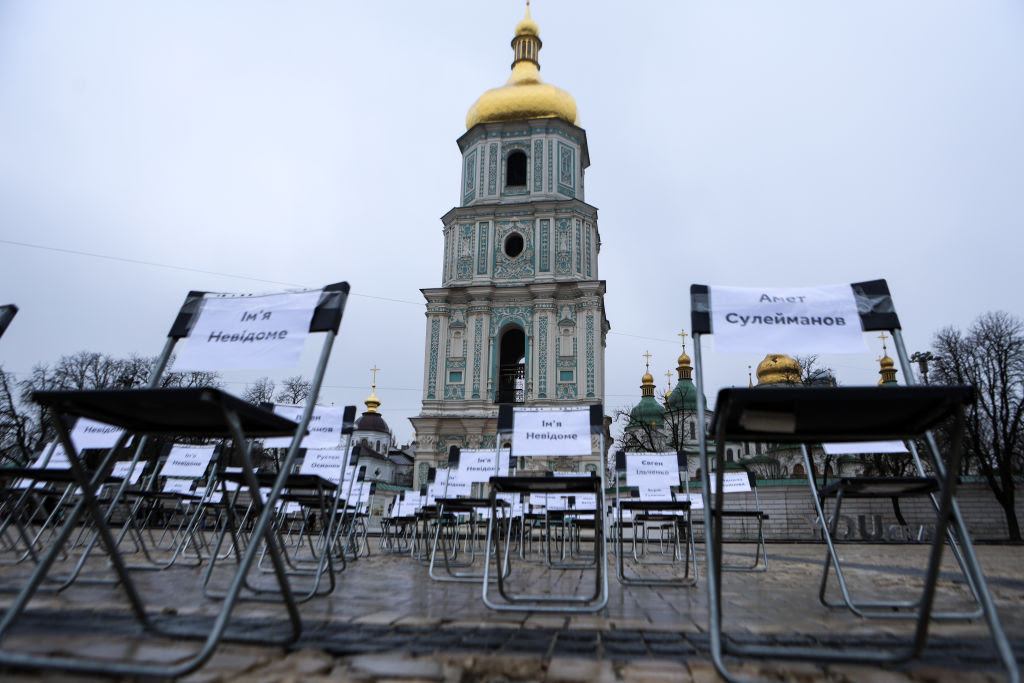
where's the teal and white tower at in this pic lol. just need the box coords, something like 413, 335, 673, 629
410, 6, 609, 486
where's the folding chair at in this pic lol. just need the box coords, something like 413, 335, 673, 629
706, 468, 768, 572
0, 282, 349, 678
429, 446, 511, 582
689, 279, 1018, 682
614, 450, 696, 586
482, 404, 608, 612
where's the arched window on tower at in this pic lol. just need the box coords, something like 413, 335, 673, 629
496, 327, 526, 404
506, 151, 527, 187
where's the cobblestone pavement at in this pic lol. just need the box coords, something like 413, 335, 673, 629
0, 539, 1021, 681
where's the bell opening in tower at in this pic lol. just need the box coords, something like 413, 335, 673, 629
496, 327, 526, 404
506, 150, 527, 187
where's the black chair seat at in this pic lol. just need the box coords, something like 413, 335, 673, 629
490, 475, 600, 494
711, 385, 975, 442
621, 500, 691, 512
818, 476, 939, 498
436, 497, 509, 513
31, 388, 300, 439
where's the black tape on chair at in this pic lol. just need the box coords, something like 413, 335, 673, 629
448, 445, 461, 468
309, 282, 351, 334
690, 284, 711, 335
615, 450, 626, 472
168, 291, 208, 339
341, 405, 357, 434
497, 404, 514, 433
851, 279, 901, 332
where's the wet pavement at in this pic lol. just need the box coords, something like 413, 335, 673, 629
0, 536, 1021, 681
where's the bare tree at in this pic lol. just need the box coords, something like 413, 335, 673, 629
931, 311, 1024, 540
0, 351, 222, 467
243, 377, 276, 405
276, 375, 311, 405
794, 354, 837, 386
0, 367, 33, 466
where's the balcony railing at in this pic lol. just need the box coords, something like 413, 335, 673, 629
496, 363, 525, 404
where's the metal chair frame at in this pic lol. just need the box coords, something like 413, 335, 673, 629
689, 279, 1018, 682
0, 282, 350, 678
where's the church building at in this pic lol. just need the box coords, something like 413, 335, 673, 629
410, 7, 610, 486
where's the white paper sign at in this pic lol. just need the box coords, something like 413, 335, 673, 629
625, 452, 678, 487
545, 494, 567, 511
71, 418, 125, 450
163, 478, 194, 495
437, 471, 472, 498
639, 485, 673, 501
454, 449, 509, 483
111, 461, 146, 485
160, 445, 215, 478
32, 443, 70, 469
710, 284, 867, 354
823, 441, 908, 455
299, 449, 345, 484
571, 493, 597, 510
512, 408, 591, 457
709, 471, 753, 494
174, 290, 320, 371
678, 493, 704, 510
264, 405, 344, 448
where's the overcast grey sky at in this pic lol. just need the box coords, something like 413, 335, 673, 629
2, 1, 1022, 446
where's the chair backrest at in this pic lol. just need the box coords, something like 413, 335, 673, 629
158, 444, 218, 497
0, 304, 17, 339
498, 404, 605, 512
688, 279, 917, 499
161, 283, 350, 471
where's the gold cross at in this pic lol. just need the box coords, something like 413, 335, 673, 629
642, 350, 652, 369
665, 370, 674, 385
877, 331, 889, 353
370, 365, 380, 388
677, 329, 688, 350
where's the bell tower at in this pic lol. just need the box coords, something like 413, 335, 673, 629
410, 5, 609, 486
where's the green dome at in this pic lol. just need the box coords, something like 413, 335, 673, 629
629, 395, 666, 428
666, 378, 700, 412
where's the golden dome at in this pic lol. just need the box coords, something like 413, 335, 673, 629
364, 389, 380, 414
641, 370, 654, 385
514, 6, 539, 36
880, 354, 895, 369
465, 6, 578, 130
756, 354, 802, 386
